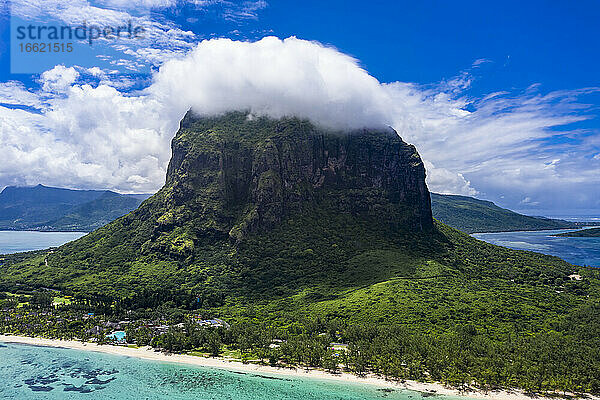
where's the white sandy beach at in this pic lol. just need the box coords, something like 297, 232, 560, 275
0, 334, 586, 400
0, 334, 554, 400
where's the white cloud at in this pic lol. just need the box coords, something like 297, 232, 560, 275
221, 0, 268, 21
0, 83, 170, 192
41, 65, 79, 93
150, 37, 392, 131
0, 81, 41, 107
424, 161, 477, 196
86, 67, 104, 76
519, 197, 540, 206
472, 58, 491, 67
0, 36, 598, 211
95, 0, 178, 9
94, 0, 268, 18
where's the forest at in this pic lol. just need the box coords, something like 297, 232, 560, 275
2, 288, 599, 395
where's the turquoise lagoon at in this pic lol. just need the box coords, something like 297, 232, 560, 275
0, 342, 453, 400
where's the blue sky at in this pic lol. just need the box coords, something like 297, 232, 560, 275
0, 0, 598, 214
262, 1, 600, 88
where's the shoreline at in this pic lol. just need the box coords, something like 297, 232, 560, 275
0, 334, 576, 400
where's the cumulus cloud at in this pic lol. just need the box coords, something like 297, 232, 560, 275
150, 37, 392, 130
423, 161, 477, 196
0, 36, 598, 212
41, 66, 80, 93
0, 84, 170, 192
520, 197, 540, 206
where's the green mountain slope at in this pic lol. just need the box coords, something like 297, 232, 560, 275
431, 193, 577, 233
0, 111, 434, 296
0, 112, 590, 301
0, 184, 148, 231
0, 112, 593, 316
1, 112, 600, 393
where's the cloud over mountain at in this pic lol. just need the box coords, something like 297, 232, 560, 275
151, 37, 392, 131
0, 37, 598, 210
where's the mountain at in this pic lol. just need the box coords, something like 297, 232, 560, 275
0, 112, 585, 299
0, 184, 149, 231
38, 191, 150, 232
0, 185, 105, 229
430, 193, 579, 233
1, 111, 435, 296
2, 111, 599, 393
556, 227, 600, 237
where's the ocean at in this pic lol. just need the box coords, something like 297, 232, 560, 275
0, 231, 86, 255
472, 228, 600, 267
0, 342, 445, 400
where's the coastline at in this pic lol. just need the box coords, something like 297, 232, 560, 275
0, 334, 567, 400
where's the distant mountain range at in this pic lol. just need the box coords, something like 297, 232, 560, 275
430, 193, 585, 233
0, 184, 150, 232
0, 182, 588, 235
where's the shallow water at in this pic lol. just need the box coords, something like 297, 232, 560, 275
0, 342, 451, 400
0, 231, 86, 254
472, 228, 600, 267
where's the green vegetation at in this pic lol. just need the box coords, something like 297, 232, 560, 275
1, 112, 600, 395
431, 193, 578, 233
556, 227, 600, 237
0, 184, 148, 231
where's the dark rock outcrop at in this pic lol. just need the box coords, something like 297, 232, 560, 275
163, 111, 432, 243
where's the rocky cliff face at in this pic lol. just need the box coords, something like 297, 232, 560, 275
161, 111, 432, 243
8, 110, 436, 295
